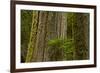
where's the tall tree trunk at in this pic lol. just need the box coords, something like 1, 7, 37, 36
32, 11, 48, 62
47, 12, 67, 61
60, 13, 67, 39
73, 13, 89, 60
26, 11, 67, 62
82, 14, 89, 59
25, 11, 39, 62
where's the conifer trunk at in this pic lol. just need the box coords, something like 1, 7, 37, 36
26, 11, 67, 62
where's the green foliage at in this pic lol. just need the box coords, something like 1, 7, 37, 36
61, 39, 74, 52
48, 38, 74, 60
67, 13, 74, 39
48, 38, 74, 52
48, 38, 63, 47
21, 10, 33, 62
21, 10, 33, 46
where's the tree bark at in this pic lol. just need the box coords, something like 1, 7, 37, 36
26, 11, 67, 62
32, 11, 48, 62
25, 11, 39, 62
73, 13, 89, 60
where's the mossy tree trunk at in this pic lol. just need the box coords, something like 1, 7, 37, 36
73, 13, 89, 60
25, 11, 39, 62
26, 11, 67, 62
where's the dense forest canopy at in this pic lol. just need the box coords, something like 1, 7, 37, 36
21, 10, 89, 63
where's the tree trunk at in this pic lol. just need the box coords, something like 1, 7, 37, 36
73, 13, 89, 60
25, 11, 39, 62
26, 11, 67, 62
32, 11, 48, 62
47, 12, 67, 61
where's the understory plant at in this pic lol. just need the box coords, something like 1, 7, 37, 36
48, 38, 75, 60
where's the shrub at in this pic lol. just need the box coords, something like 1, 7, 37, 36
47, 38, 74, 60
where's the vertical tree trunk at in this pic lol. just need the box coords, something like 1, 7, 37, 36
26, 11, 67, 62
82, 14, 89, 59
25, 11, 39, 62
73, 13, 89, 60
60, 13, 67, 39
47, 12, 67, 61
32, 11, 48, 62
